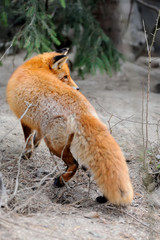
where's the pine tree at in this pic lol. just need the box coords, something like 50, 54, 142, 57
0, 0, 122, 77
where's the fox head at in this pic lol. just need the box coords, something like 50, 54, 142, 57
25, 48, 79, 90
49, 48, 79, 90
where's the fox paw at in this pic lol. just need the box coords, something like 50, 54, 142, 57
96, 195, 108, 204
54, 177, 65, 188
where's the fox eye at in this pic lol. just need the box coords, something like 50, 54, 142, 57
63, 75, 68, 80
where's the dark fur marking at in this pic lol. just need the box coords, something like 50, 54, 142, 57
96, 195, 108, 204
53, 55, 66, 63
119, 188, 125, 197
56, 48, 69, 54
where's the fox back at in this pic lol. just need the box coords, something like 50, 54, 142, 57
6, 53, 133, 205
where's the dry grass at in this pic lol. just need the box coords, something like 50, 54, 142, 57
0, 142, 95, 215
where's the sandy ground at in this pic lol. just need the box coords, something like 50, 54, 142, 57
0, 52, 160, 240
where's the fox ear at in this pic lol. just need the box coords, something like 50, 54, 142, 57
51, 55, 68, 70
56, 48, 69, 55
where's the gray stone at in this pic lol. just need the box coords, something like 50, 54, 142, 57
147, 182, 156, 192
156, 154, 160, 160
148, 187, 160, 209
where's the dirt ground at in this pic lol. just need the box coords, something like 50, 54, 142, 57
0, 52, 160, 240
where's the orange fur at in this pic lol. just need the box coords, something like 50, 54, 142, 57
6, 53, 133, 205
15, 51, 79, 90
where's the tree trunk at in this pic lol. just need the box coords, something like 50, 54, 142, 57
95, 0, 122, 50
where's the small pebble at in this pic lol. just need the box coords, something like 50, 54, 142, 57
84, 211, 100, 219
156, 155, 160, 160
89, 231, 101, 238
147, 182, 156, 192
148, 187, 160, 208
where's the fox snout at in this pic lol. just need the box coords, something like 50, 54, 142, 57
72, 86, 80, 90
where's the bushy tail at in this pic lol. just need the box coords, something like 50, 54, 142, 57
69, 114, 134, 205
90, 133, 134, 205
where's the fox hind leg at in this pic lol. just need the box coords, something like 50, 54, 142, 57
54, 134, 79, 187
54, 156, 79, 187
45, 134, 79, 187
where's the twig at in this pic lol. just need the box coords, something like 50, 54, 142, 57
0, 102, 33, 143
11, 175, 56, 212
0, 158, 18, 171
142, 10, 160, 170
0, 215, 62, 239
107, 114, 113, 133
105, 206, 160, 235
0, 173, 8, 207
126, 0, 134, 31
68, 198, 87, 207
110, 114, 135, 131
54, 189, 67, 203
0, 37, 16, 62
13, 134, 33, 197
37, 165, 57, 188
9, 152, 63, 211
156, 120, 160, 143
136, 0, 160, 14
7, 133, 33, 204
122, 209, 159, 235
94, 99, 160, 126
141, 83, 145, 157
28, 15, 35, 27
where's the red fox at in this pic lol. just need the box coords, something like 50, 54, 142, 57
6, 52, 133, 205
12, 48, 79, 90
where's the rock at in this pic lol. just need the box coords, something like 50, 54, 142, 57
148, 187, 160, 209
84, 211, 100, 219
147, 182, 156, 192
118, 216, 125, 224
142, 172, 154, 187
154, 84, 160, 94
89, 231, 101, 238
156, 154, 160, 160
124, 152, 134, 163
34, 168, 49, 177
